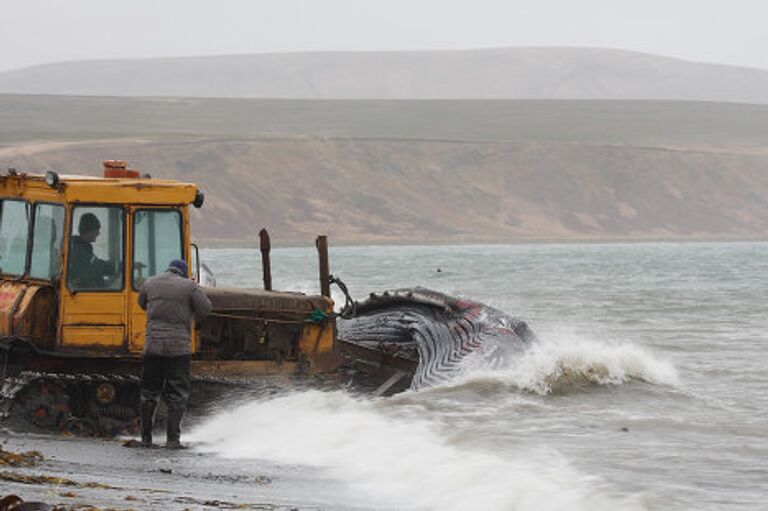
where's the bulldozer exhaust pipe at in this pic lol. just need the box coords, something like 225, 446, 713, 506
259, 228, 272, 291
316, 235, 330, 298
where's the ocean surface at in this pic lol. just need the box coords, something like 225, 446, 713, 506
189, 242, 768, 511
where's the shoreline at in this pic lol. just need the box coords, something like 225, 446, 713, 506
2, 431, 355, 511
195, 236, 768, 249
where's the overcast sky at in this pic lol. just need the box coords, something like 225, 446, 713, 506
1, 0, 765, 72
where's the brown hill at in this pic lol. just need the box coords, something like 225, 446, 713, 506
2, 48, 768, 104
3, 137, 768, 244
2, 95, 768, 244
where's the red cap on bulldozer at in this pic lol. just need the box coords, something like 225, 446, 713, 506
103, 160, 140, 179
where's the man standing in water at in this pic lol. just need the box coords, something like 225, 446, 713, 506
137, 259, 212, 449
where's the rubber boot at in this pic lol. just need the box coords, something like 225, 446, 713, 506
139, 401, 156, 448
165, 407, 187, 449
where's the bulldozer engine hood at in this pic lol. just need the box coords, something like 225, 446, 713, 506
204, 287, 332, 320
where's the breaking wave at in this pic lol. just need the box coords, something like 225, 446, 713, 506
189, 391, 647, 511
445, 330, 680, 395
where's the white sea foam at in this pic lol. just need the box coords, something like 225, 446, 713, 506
450, 329, 680, 395
189, 390, 646, 511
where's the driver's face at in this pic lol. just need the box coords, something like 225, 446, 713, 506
82, 228, 100, 243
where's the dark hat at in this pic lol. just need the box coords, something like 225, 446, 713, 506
168, 259, 189, 276
78, 212, 101, 234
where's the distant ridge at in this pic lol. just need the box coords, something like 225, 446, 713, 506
2, 47, 768, 103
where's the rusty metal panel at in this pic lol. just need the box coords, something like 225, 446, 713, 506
61, 325, 125, 348
205, 287, 331, 315
0, 175, 63, 201
298, 322, 339, 372
12, 285, 57, 349
0, 281, 27, 336
191, 360, 299, 378
13, 285, 41, 335
128, 308, 147, 352
300, 323, 335, 354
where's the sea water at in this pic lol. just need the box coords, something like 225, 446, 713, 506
188, 242, 768, 510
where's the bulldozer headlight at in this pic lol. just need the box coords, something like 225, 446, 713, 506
44, 170, 60, 188
193, 190, 205, 208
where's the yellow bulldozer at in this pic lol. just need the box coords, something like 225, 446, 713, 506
0, 161, 341, 434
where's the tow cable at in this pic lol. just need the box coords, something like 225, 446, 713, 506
329, 274, 356, 319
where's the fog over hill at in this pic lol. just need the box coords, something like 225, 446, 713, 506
2, 47, 768, 103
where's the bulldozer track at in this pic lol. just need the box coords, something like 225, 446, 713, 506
1, 371, 138, 419
0, 368, 301, 436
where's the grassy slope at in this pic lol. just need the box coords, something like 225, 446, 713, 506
2, 95, 768, 146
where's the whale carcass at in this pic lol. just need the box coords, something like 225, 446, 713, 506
337, 287, 536, 394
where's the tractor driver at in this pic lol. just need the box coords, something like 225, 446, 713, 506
68, 213, 116, 289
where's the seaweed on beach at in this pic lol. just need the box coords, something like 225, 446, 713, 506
0, 446, 43, 467
0, 471, 119, 489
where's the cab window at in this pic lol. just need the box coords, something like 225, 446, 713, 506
133, 209, 183, 289
0, 200, 30, 277
30, 204, 66, 280
67, 206, 124, 291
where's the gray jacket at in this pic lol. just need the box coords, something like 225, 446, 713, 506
138, 268, 213, 357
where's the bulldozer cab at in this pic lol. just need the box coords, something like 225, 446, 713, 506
0, 161, 199, 356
